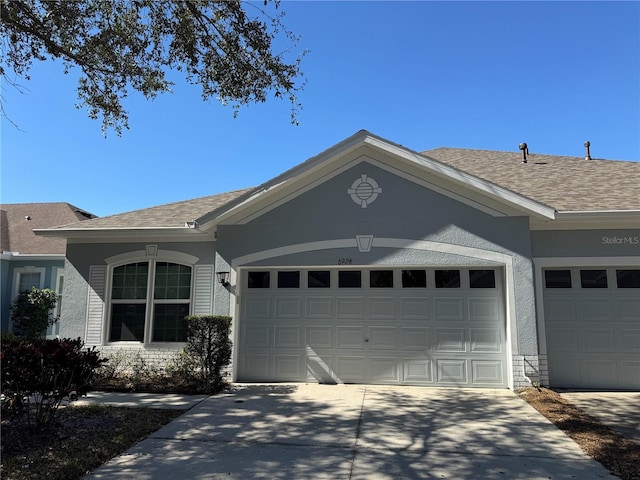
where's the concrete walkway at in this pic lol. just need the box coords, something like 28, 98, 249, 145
74, 391, 208, 410
82, 384, 616, 480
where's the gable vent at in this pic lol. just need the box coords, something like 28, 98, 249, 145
584, 141, 592, 160
519, 142, 529, 163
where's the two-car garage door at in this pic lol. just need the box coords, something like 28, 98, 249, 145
237, 267, 507, 387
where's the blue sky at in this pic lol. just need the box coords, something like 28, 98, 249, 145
2, 1, 638, 218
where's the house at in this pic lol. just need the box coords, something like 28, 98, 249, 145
36, 131, 640, 390
1, 202, 96, 335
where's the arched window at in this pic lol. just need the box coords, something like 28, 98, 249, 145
109, 261, 192, 342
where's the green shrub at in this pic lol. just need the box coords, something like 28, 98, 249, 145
181, 315, 232, 393
1, 337, 107, 428
10, 287, 60, 338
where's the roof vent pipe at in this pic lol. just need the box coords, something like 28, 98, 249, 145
519, 142, 529, 163
584, 141, 592, 160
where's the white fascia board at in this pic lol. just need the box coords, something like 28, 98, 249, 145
1, 252, 65, 261
34, 227, 215, 243
530, 210, 640, 230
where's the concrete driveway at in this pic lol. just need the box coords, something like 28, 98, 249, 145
85, 384, 614, 480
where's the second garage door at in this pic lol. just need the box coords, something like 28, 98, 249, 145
237, 266, 507, 387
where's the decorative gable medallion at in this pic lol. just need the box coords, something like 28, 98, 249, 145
347, 174, 382, 208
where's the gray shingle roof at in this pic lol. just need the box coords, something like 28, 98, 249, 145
40, 142, 640, 234
1, 203, 96, 254
55, 189, 254, 230
422, 148, 640, 212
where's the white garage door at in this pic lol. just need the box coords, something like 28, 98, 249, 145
237, 267, 507, 387
543, 267, 640, 390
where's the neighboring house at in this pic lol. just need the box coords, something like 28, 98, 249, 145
1, 203, 96, 335
37, 131, 640, 390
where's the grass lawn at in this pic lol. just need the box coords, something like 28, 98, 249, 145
1, 404, 184, 480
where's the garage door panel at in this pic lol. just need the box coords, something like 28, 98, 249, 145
306, 326, 333, 348
547, 328, 579, 353
242, 355, 272, 380
274, 355, 304, 379
336, 326, 365, 349
548, 355, 580, 386
582, 329, 615, 353
578, 299, 613, 322
435, 328, 466, 352
468, 298, 500, 322
470, 328, 502, 352
582, 359, 619, 388
306, 353, 336, 383
336, 356, 366, 382
618, 298, 640, 322
274, 326, 302, 348
369, 297, 396, 319
400, 297, 430, 320
244, 297, 272, 319
369, 327, 397, 350
243, 325, 271, 348
620, 362, 640, 388
437, 359, 467, 384
620, 329, 640, 353
306, 297, 333, 319
471, 360, 504, 384
336, 297, 364, 319
545, 298, 577, 323
401, 327, 430, 351
369, 357, 401, 383
434, 298, 465, 321
404, 359, 434, 383
275, 297, 302, 318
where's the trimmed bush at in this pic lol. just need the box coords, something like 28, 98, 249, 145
182, 315, 232, 392
1, 336, 107, 428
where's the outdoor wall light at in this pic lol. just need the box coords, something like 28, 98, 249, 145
217, 271, 230, 287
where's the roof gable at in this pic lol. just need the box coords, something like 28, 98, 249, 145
199, 131, 556, 228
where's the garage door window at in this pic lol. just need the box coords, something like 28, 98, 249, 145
580, 269, 608, 288
248, 271, 270, 288
544, 270, 572, 289
435, 270, 460, 288
278, 271, 300, 288
370, 270, 393, 288
470, 270, 496, 288
308, 270, 330, 288
616, 269, 640, 288
402, 270, 427, 288
339, 271, 361, 288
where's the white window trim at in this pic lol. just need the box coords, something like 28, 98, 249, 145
12, 266, 46, 299
10, 266, 46, 332
104, 249, 199, 345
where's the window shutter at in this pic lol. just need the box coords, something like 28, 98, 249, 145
193, 265, 214, 315
85, 265, 106, 345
